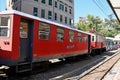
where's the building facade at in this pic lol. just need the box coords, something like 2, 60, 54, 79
6, 0, 74, 26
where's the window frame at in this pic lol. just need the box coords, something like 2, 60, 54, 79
41, 9, 45, 18
0, 16, 11, 38
48, 11, 52, 19
56, 27, 64, 42
69, 30, 74, 42
49, 0, 52, 6
78, 33, 82, 42
55, 1, 57, 8
84, 35, 88, 43
33, 7, 38, 16
54, 13, 57, 20
38, 22, 50, 40
41, 0, 45, 4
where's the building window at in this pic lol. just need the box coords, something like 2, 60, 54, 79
65, 6, 67, 12
38, 22, 50, 40
65, 17, 67, 24
41, 9, 45, 18
60, 15, 62, 22
54, 13, 57, 21
48, 11, 52, 19
33, 7, 38, 16
55, 1, 57, 8
69, 18, 71, 25
62, 4, 64, 11
15, 7, 18, 10
0, 16, 10, 37
34, 0, 38, 2
41, 0, 45, 4
49, 0, 52, 6
12, 0, 18, 3
78, 33, 82, 42
69, 8, 72, 14
69, 30, 74, 42
69, 0, 73, 3
56, 27, 64, 42
59, 4, 64, 11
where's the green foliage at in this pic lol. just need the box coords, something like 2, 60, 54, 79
76, 14, 120, 37
77, 22, 90, 31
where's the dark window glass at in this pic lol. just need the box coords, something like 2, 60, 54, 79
41, 0, 45, 4
60, 15, 62, 22
33, 7, 38, 16
55, 1, 57, 8
38, 22, 50, 40
69, 18, 71, 25
54, 13, 57, 20
48, 11, 52, 19
69, 0, 73, 3
56, 27, 64, 42
65, 17, 67, 24
59, 4, 64, 11
92, 36, 94, 41
69, 8, 72, 14
69, 30, 74, 42
0, 28, 8, 37
65, 6, 67, 12
41, 9, 45, 18
34, 0, 38, 2
49, 0, 52, 6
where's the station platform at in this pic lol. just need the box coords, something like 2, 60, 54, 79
103, 54, 120, 80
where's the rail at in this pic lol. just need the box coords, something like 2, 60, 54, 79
50, 49, 120, 80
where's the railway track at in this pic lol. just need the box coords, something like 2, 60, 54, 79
61, 49, 120, 80
1, 49, 119, 80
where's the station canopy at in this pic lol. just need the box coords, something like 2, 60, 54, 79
107, 0, 120, 22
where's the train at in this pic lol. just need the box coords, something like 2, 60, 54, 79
0, 10, 106, 72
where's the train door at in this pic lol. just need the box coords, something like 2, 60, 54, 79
19, 18, 33, 62
88, 35, 91, 55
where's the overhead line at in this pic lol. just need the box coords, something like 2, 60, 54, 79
98, 0, 110, 13
92, 0, 109, 18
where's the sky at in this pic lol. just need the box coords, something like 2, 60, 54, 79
0, 0, 114, 23
74, 0, 114, 22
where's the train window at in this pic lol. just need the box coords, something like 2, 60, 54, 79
69, 30, 74, 42
38, 22, 50, 40
84, 35, 88, 42
92, 36, 94, 41
0, 16, 10, 37
56, 27, 64, 42
20, 21, 28, 38
78, 33, 82, 42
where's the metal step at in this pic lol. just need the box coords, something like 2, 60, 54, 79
16, 62, 32, 73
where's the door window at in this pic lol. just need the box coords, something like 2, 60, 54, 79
20, 22, 28, 38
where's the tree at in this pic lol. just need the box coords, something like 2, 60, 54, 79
77, 14, 103, 31
76, 14, 119, 37
77, 22, 90, 31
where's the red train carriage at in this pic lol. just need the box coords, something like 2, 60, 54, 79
0, 10, 91, 72
89, 30, 106, 54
